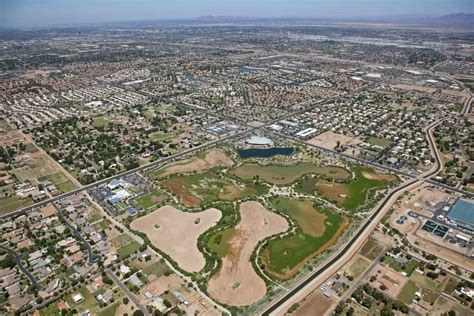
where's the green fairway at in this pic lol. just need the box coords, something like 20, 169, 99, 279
232, 162, 350, 185
271, 198, 327, 237
208, 228, 236, 258
315, 166, 395, 211
263, 199, 345, 279
117, 241, 141, 259
397, 281, 420, 304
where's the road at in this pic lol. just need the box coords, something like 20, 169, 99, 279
106, 268, 150, 316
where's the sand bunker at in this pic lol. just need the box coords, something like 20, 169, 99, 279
157, 149, 233, 178
130, 205, 221, 272
207, 201, 288, 306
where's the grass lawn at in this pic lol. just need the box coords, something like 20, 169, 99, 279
208, 228, 236, 258
135, 190, 166, 209
117, 241, 141, 259
263, 199, 345, 278
39, 301, 60, 316
397, 281, 420, 305
232, 162, 350, 185
410, 271, 438, 290
98, 301, 120, 316
38, 172, 67, 183
98, 219, 111, 229
404, 259, 419, 277
148, 131, 172, 142
66, 286, 99, 313
38, 172, 77, 192
359, 237, 382, 260
349, 257, 370, 278
92, 116, 109, 128
368, 136, 393, 148
143, 261, 172, 277
56, 180, 77, 192
383, 255, 402, 272
110, 233, 133, 248
0, 196, 34, 215
91, 213, 103, 222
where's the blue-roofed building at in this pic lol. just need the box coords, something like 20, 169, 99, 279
129, 207, 137, 216
106, 196, 120, 205
448, 199, 474, 232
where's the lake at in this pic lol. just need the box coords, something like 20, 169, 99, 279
238, 147, 295, 159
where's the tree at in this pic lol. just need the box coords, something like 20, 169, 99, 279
133, 311, 144, 316
123, 297, 129, 305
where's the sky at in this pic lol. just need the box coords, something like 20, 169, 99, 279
0, 0, 472, 29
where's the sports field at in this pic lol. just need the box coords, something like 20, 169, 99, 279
263, 198, 347, 279
231, 162, 350, 185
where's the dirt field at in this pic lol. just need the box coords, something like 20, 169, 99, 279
407, 235, 474, 271
139, 274, 182, 300
155, 149, 233, 178
130, 205, 221, 272
361, 171, 396, 181
308, 131, 363, 152
293, 292, 333, 316
207, 201, 289, 306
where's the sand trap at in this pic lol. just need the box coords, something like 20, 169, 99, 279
207, 201, 288, 306
130, 205, 221, 272
157, 149, 233, 178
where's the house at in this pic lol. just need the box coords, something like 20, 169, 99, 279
72, 293, 84, 303
129, 274, 143, 287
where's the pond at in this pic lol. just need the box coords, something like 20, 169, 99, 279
238, 147, 295, 159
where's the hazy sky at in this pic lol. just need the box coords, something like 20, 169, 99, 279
0, 0, 472, 28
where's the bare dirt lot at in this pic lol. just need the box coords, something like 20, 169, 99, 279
308, 131, 363, 154
207, 201, 289, 306
292, 292, 333, 316
130, 205, 221, 272
156, 149, 233, 178
361, 171, 396, 181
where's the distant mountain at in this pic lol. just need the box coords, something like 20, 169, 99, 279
424, 13, 474, 25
